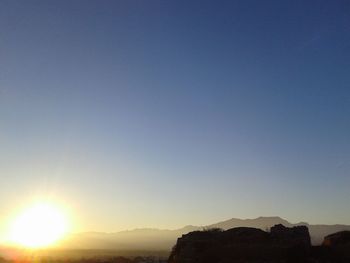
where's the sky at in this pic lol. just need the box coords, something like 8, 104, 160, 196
0, 0, 349, 233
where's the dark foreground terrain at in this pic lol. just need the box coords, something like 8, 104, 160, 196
169, 224, 350, 263
0, 256, 167, 263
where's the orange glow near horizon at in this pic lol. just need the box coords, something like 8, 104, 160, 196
8, 202, 70, 248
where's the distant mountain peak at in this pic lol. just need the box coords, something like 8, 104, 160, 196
254, 216, 288, 221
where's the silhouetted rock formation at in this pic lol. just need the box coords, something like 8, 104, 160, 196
323, 231, 350, 246
168, 225, 350, 263
168, 225, 311, 263
320, 231, 350, 262
270, 224, 311, 247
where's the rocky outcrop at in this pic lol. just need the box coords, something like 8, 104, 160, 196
270, 224, 311, 247
323, 231, 350, 246
168, 225, 311, 263
320, 231, 350, 262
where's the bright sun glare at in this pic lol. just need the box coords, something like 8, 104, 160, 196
9, 202, 69, 248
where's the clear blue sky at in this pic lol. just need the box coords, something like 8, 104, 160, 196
0, 0, 349, 232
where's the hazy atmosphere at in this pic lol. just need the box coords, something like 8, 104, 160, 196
0, 0, 349, 242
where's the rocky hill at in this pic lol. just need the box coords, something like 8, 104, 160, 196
168, 224, 311, 263
169, 226, 350, 263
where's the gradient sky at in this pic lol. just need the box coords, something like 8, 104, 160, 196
0, 0, 350, 233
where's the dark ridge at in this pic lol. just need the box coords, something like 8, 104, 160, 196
169, 225, 350, 263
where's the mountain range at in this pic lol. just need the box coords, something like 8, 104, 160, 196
58, 216, 350, 251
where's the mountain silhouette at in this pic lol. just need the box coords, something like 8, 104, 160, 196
58, 216, 350, 251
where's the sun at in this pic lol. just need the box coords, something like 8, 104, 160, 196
9, 202, 69, 248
